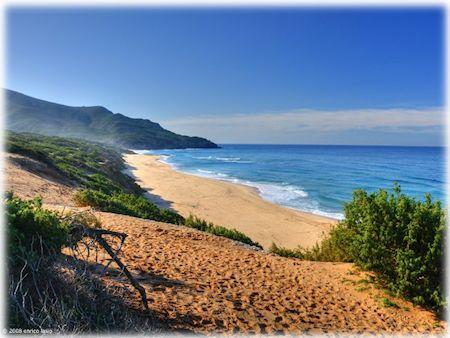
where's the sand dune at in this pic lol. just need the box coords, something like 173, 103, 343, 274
124, 154, 337, 249
69, 210, 442, 334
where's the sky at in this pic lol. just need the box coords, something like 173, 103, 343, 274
6, 7, 445, 146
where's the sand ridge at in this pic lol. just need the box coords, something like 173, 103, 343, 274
124, 153, 338, 250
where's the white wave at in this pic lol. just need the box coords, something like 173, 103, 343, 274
192, 156, 253, 164
308, 209, 344, 220
130, 149, 154, 155
216, 157, 241, 161
196, 169, 229, 178
155, 157, 343, 220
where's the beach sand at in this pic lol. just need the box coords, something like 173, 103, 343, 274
6, 153, 444, 334
124, 153, 338, 250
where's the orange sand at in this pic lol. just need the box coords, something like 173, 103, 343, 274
6, 153, 445, 334
124, 153, 337, 249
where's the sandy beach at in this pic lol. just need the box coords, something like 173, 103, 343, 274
6, 153, 444, 334
124, 153, 337, 249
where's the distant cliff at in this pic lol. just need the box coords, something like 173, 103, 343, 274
5, 89, 218, 149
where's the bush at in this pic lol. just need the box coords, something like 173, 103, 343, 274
6, 192, 69, 261
184, 215, 262, 249
6, 195, 158, 332
340, 185, 445, 311
270, 185, 445, 312
75, 190, 262, 248
74, 189, 184, 224
269, 243, 304, 259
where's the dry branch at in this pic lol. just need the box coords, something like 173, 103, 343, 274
84, 228, 149, 311
65, 212, 149, 311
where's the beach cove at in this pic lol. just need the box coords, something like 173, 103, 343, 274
124, 153, 337, 250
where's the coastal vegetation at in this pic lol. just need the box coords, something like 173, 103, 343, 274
270, 185, 445, 312
7, 132, 261, 248
74, 190, 262, 248
183, 215, 262, 248
6, 131, 444, 323
74, 189, 184, 224
8, 193, 69, 260
7, 192, 157, 332
7, 131, 142, 194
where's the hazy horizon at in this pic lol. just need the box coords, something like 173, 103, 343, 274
7, 7, 444, 146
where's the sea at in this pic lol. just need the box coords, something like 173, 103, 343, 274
135, 144, 446, 220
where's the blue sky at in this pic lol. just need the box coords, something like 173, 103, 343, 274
6, 7, 444, 146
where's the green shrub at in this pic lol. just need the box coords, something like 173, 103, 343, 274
184, 215, 262, 248
269, 224, 353, 262
270, 185, 445, 312
74, 189, 184, 224
340, 185, 445, 311
74, 190, 262, 248
269, 243, 304, 259
6, 192, 69, 261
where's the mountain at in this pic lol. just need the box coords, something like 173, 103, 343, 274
5, 89, 218, 149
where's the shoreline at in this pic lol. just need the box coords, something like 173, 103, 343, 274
157, 154, 341, 220
124, 153, 338, 249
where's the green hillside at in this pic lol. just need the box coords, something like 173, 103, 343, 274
5, 89, 218, 149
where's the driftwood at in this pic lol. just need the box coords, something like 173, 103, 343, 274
67, 215, 149, 311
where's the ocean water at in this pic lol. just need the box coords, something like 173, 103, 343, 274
135, 144, 446, 219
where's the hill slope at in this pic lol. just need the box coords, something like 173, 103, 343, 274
5, 89, 218, 149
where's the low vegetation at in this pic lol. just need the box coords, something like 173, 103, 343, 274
8, 132, 445, 315
7, 193, 158, 333
8, 132, 261, 248
7, 192, 69, 262
270, 184, 445, 312
74, 190, 262, 248
74, 189, 184, 224
184, 215, 262, 248
7, 131, 142, 194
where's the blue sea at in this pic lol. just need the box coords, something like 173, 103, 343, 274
136, 145, 446, 220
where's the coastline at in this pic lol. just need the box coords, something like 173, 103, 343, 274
124, 153, 338, 249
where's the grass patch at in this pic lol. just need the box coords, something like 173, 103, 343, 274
7, 131, 142, 194
74, 190, 262, 248
380, 298, 399, 308
355, 285, 370, 292
74, 189, 184, 224
269, 243, 304, 259
184, 215, 262, 248
356, 278, 370, 285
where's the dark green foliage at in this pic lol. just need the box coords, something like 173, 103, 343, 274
6, 131, 142, 194
6, 192, 69, 261
74, 189, 184, 224
269, 243, 304, 259
74, 190, 262, 248
6, 89, 218, 149
270, 185, 445, 312
270, 225, 353, 262
6, 194, 158, 332
339, 185, 445, 311
184, 215, 262, 249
